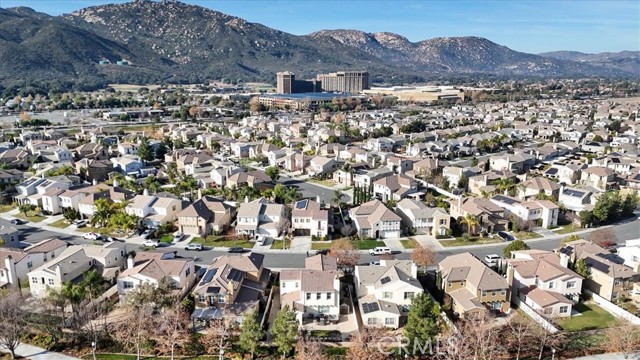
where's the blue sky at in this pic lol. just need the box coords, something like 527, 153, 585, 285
2, 0, 638, 53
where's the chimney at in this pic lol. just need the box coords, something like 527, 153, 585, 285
92, 178, 98, 186
245, 196, 249, 203
127, 255, 135, 269
505, 263, 514, 287
5, 255, 18, 288
143, 188, 149, 196
560, 252, 570, 268
55, 264, 62, 279
197, 189, 203, 200
113, 178, 119, 188
316, 195, 321, 204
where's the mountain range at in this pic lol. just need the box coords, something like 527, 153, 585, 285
0, 0, 636, 93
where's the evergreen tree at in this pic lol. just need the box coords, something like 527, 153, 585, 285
574, 259, 591, 280
137, 137, 152, 162
404, 293, 442, 351
239, 310, 263, 359
271, 305, 298, 358
503, 239, 530, 258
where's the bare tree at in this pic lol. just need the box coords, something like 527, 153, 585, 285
438, 312, 508, 360
411, 244, 436, 270
201, 318, 238, 357
295, 335, 325, 360
0, 293, 26, 359
329, 238, 360, 270
113, 302, 156, 360
347, 326, 390, 360
505, 313, 537, 360
156, 304, 191, 360
603, 324, 640, 359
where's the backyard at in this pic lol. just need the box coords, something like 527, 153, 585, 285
555, 302, 620, 332
191, 235, 254, 249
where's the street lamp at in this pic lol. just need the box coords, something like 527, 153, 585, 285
91, 341, 96, 360
551, 348, 556, 360
218, 349, 224, 360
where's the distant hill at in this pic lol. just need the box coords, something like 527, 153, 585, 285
0, 0, 635, 93
540, 50, 640, 76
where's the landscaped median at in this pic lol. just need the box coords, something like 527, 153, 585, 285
190, 235, 254, 249
439, 236, 503, 247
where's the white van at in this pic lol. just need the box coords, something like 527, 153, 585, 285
256, 235, 267, 246
369, 247, 392, 256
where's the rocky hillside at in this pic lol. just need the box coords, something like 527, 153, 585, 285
0, 0, 634, 93
540, 50, 640, 76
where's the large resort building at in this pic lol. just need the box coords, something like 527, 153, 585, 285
275, 70, 370, 95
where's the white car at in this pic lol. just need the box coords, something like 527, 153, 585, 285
484, 254, 502, 266
142, 239, 160, 248
173, 233, 185, 242
83, 232, 100, 240
256, 235, 268, 246
369, 247, 392, 256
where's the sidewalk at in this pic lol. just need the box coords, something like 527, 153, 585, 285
569, 352, 640, 360
1, 343, 81, 360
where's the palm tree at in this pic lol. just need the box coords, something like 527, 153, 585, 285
92, 198, 113, 228
459, 214, 480, 236
496, 178, 516, 195
61, 282, 86, 325
81, 269, 104, 304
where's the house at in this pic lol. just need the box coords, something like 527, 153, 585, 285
236, 198, 287, 238
0, 226, 20, 247
490, 195, 559, 229
117, 252, 195, 298
439, 253, 511, 318
489, 154, 535, 174
291, 199, 331, 238
280, 255, 341, 324
349, 199, 401, 239
226, 170, 271, 190
0, 149, 34, 169
558, 187, 593, 213
365, 137, 394, 152
354, 260, 423, 329
449, 197, 509, 234
27, 242, 128, 298
557, 240, 639, 302
117, 142, 139, 155
76, 159, 113, 182
618, 240, 640, 273
308, 156, 339, 177
506, 250, 582, 318
580, 166, 616, 191
177, 196, 233, 236
372, 174, 418, 202
74, 143, 108, 160
468, 170, 517, 196
517, 177, 560, 201
0, 238, 67, 288
395, 198, 450, 237
125, 194, 184, 228
111, 155, 144, 175
192, 252, 269, 321
353, 167, 394, 190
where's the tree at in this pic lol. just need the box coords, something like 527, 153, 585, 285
503, 239, 530, 258
505, 313, 537, 360
579, 210, 593, 227
265, 166, 280, 182
137, 137, 152, 162
329, 238, 360, 270
404, 293, 442, 352
438, 312, 507, 360
603, 324, 640, 359
346, 326, 389, 360
459, 214, 480, 236
621, 191, 639, 217
0, 293, 26, 360
114, 302, 156, 360
295, 335, 325, 360
156, 304, 191, 360
574, 258, 591, 279
271, 305, 298, 358
154, 143, 168, 160
81, 269, 104, 304
91, 198, 114, 228
592, 191, 622, 224
61, 281, 86, 326
587, 227, 617, 248
239, 309, 264, 359
18, 203, 34, 217
62, 207, 80, 222
45, 287, 67, 328
411, 244, 436, 269
202, 319, 238, 358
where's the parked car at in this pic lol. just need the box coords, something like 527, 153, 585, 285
228, 247, 245, 253
142, 239, 160, 248
185, 243, 203, 251
315, 249, 330, 255
256, 235, 268, 246
369, 260, 381, 266
369, 247, 392, 256
484, 254, 502, 266
9, 219, 24, 225
497, 231, 515, 242
173, 232, 185, 242
83, 232, 100, 241
74, 220, 88, 228
141, 229, 154, 239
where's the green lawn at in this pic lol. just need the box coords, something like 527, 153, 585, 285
191, 236, 254, 248
513, 231, 542, 240
353, 239, 386, 250
159, 234, 174, 244
555, 223, 581, 234
400, 238, 418, 249
556, 302, 620, 332
439, 236, 502, 247
271, 238, 291, 249
49, 219, 71, 229
0, 204, 15, 213
311, 242, 333, 250
308, 178, 337, 187
14, 213, 46, 223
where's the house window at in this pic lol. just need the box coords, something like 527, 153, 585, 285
31, 277, 38, 284
198, 294, 205, 303
295, 282, 299, 288
482, 290, 487, 297
567, 281, 576, 289
367, 318, 380, 326
440, 219, 446, 225
501, 289, 506, 295
27, 262, 33, 269
317, 293, 321, 300
383, 291, 392, 299
218, 294, 225, 303
327, 293, 332, 300
447, 282, 452, 287
123, 281, 134, 289
185, 268, 190, 276
492, 290, 496, 296
543, 308, 553, 315
307, 293, 311, 300
559, 306, 568, 314
614, 279, 622, 286
282, 283, 286, 289
548, 282, 555, 289
48, 279, 54, 285
385, 318, 395, 325
318, 306, 329, 313
404, 292, 415, 300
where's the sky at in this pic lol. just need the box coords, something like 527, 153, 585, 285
1, 0, 638, 54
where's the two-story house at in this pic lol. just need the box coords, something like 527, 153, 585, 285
125, 194, 184, 228
354, 260, 424, 329
177, 196, 234, 236
0, 238, 67, 289
506, 250, 583, 318
580, 166, 617, 191
439, 252, 511, 318
291, 199, 330, 238
490, 195, 559, 229
117, 252, 195, 299
372, 174, 418, 202
280, 255, 341, 324
236, 198, 287, 238
517, 177, 560, 201
395, 198, 450, 237
349, 199, 401, 239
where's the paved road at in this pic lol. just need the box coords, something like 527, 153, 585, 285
278, 178, 351, 204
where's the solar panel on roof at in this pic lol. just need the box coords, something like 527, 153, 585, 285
295, 200, 307, 209
228, 268, 244, 282
362, 302, 380, 314
380, 276, 391, 284
199, 269, 217, 285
